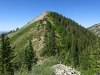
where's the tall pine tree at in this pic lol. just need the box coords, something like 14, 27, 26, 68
24, 40, 37, 71
0, 33, 15, 75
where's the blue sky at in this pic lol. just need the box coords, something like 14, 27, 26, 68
0, 0, 100, 31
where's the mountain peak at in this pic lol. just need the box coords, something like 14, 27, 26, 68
24, 11, 48, 27
88, 23, 100, 36
7, 11, 99, 75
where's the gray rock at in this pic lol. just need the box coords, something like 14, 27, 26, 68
52, 64, 81, 75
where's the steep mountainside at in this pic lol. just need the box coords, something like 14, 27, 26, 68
7, 11, 100, 75
88, 23, 100, 36
8, 12, 48, 64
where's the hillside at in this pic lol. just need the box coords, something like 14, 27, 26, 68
88, 23, 100, 36
6, 11, 100, 75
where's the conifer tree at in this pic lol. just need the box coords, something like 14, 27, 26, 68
50, 27, 57, 56
0, 33, 15, 75
24, 40, 37, 71
42, 21, 57, 56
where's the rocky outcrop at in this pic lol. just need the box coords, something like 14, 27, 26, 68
52, 64, 82, 75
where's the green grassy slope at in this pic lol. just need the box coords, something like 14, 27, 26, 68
8, 19, 47, 68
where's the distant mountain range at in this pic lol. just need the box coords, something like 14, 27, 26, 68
88, 23, 100, 36
0, 31, 9, 34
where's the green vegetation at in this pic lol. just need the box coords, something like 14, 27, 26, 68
15, 57, 56, 75
0, 34, 15, 75
40, 20, 57, 56
8, 21, 40, 71
24, 40, 38, 71
10, 21, 38, 42
1, 11, 100, 75
41, 12, 100, 75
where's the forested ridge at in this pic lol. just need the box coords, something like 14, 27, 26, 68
41, 12, 100, 74
0, 11, 100, 75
